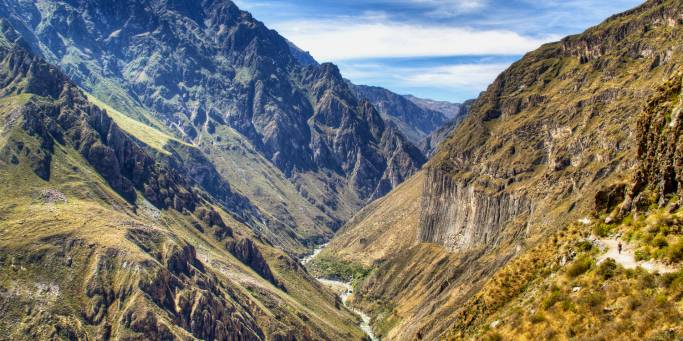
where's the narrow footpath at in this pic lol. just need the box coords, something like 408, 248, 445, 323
596, 238, 677, 273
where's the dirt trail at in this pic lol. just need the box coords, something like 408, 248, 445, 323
597, 238, 677, 273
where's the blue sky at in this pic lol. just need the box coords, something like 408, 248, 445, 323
233, 0, 644, 102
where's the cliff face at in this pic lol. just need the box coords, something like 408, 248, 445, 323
418, 169, 532, 252
422, 0, 683, 253
632, 72, 683, 201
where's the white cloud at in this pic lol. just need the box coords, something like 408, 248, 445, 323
273, 17, 560, 61
410, 0, 488, 16
400, 63, 509, 88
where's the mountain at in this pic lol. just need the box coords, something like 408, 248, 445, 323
316, 1, 683, 339
0, 20, 368, 340
418, 99, 474, 156
0, 0, 425, 255
404, 94, 469, 120
348, 83, 459, 145
286, 40, 318, 66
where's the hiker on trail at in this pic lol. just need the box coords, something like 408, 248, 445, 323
618, 241, 623, 254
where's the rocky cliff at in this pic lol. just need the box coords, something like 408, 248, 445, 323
418, 169, 532, 252
424, 0, 683, 254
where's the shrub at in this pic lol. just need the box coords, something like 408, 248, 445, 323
543, 290, 565, 309
530, 312, 546, 324
666, 239, 683, 262
581, 292, 605, 308
660, 270, 683, 290
634, 248, 651, 261
593, 223, 614, 237
597, 258, 618, 279
576, 240, 594, 252
567, 255, 593, 277
627, 296, 641, 311
653, 234, 668, 248
637, 271, 657, 289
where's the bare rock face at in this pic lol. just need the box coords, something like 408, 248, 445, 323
225, 238, 280, 288
632, 73, 683, 201
419, 169, 532, 252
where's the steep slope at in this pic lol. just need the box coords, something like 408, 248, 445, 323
0, 22, 367, 340
447, 73, 683, 340
0, 0, 424, 255
320, 1, 683, 340
313, 171, 425, 270
418, 99, 473, 157
348, 83, 452, 144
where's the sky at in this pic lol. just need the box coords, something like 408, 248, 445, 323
233, 0, 645, 102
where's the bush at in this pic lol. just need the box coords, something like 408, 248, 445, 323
660, 270, 683, 289
653, 234, 668, 248
530, 312, 546, 324
593, 223, 614, 237
634, 248, 651, 261
666, 239, 683, 262
543, 290, 565, 309
567, 255, 593, 277
581, 292, 605, 308
576, 240, 594, 252
597, 258, 618, 279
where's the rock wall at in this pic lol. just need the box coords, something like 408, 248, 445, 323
418, 169, 532, 252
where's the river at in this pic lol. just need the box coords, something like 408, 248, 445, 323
302, 244, 379, 341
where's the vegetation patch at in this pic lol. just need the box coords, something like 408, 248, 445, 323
306, 255, 371, 285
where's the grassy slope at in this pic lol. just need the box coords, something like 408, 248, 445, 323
448, 211, 683, 341
85, 93, 184, 155
0, 93, 366, 339
315, 171, 425, 269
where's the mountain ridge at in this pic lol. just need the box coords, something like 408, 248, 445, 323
318, 1, 683, 339
0, 0, 425, 255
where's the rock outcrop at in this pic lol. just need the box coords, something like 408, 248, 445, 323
225, 238, 280, 288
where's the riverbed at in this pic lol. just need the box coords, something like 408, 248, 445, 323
302, 244, 379, 341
